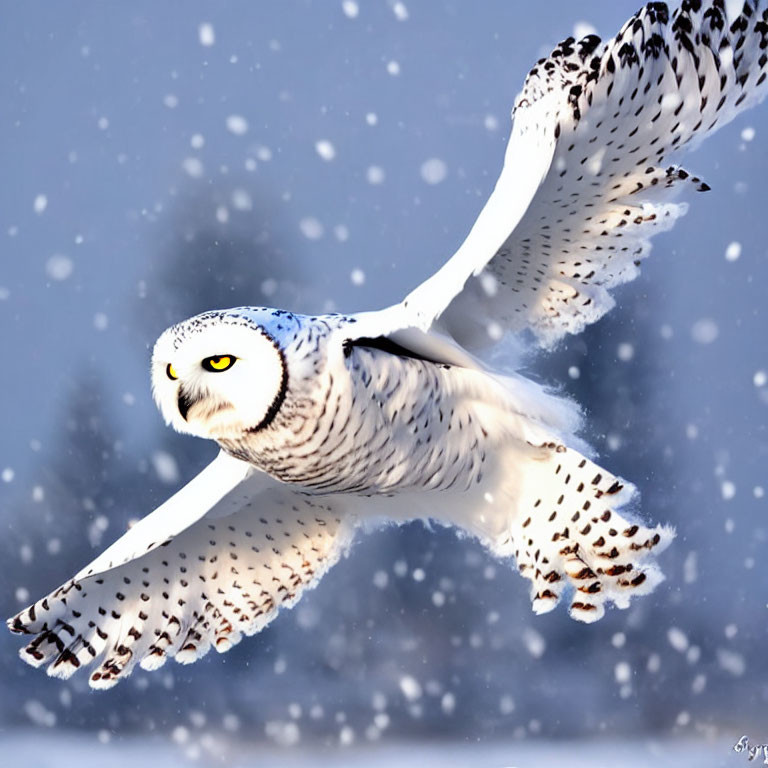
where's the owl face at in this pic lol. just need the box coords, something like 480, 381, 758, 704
151, 312, 287, 439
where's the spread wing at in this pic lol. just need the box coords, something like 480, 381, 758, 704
7, 451, 356, 689
399, 1, 768, 350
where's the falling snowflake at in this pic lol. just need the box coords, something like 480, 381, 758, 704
198, 22, 215, 46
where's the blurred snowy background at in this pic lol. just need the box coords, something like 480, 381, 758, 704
1, 1, 767, 766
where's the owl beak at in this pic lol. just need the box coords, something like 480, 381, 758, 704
177, 386, 199, 422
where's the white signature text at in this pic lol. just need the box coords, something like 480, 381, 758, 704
734, 736, 768, 764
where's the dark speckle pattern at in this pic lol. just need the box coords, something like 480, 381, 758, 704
9, 484, 352, 689
220, 329, 493, 495
502, 443, 672, 623
427, 0, 768, 348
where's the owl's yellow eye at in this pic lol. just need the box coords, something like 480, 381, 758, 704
166, 363, 178, 380
202, 355, 236, 372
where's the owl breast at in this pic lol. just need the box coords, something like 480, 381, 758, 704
218, 339, 498, 496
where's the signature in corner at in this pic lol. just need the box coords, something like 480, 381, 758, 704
734, 735, 768, 764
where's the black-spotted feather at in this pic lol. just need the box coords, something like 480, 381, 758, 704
504, 443, 673, 623
404, 1, 768, 348
9, 478, 354, 689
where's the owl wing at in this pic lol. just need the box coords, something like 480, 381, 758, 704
7, 451, 356, 689
394, 1, 768, 350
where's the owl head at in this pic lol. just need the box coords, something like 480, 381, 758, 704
151, 309, 289, 439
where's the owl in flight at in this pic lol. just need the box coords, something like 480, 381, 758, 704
9, 1, 768, 688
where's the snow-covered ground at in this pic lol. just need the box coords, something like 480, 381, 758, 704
0, 732, 748, 768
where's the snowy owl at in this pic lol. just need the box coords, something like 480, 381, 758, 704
9, 1, 768, 689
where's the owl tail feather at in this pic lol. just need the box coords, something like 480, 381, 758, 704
478, 441, 674, 622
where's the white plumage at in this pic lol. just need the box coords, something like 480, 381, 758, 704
8, 0, 768, 688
